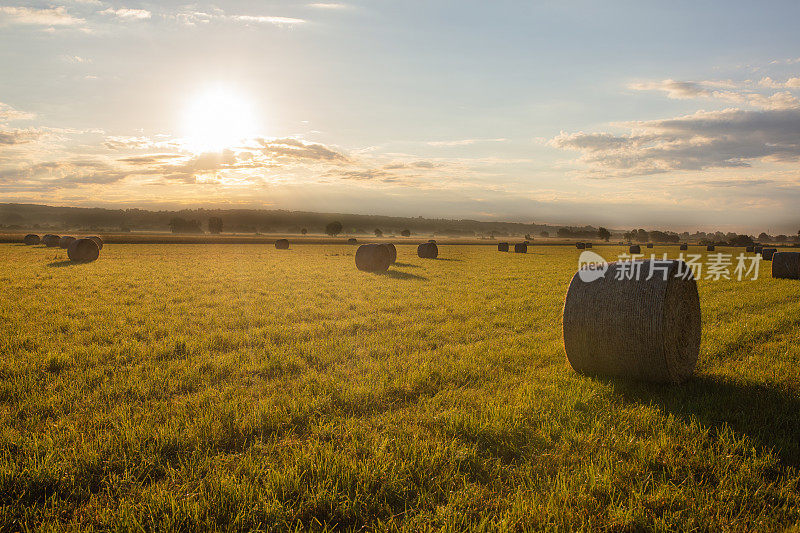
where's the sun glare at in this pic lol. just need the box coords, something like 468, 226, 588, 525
182, 85, 258, 152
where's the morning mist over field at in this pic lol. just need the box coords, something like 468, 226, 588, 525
2, 1, 800, 232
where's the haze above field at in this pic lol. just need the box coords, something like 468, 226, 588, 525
2, 1, 800, 233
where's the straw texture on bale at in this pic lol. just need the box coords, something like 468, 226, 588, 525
680, 244, 688, 250
88, 236, 104, 250
355, 244, 391, 272
418, 242, 438, 259
23, 234, 40, 245
746, 245, 754, 252
772, 252, 800, 279
762, 248, 777, 261
59, 236, 76, 249
347, 238, 358, 244
563, 259, 701, 384
383, 243, 397, 264
706, 245, 715, 251
514, 243, 527, 253
629, 245, 641, 254
43, 234, 61, 247
498, 242, 509, 252
585, 243, 592, 249
274, 239, 289, 250
67, 238, 99, 263
576, 242, 585, 249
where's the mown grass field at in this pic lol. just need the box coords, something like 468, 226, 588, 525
1, 243, 800, 531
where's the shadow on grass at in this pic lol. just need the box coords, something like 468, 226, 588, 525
379, 269, 428, 281
393, 262, 420, 268
433, 257, 462, 262
47, 260, 75, 268
609, 375, 800, 468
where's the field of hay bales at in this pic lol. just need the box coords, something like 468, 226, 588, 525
1, 243, 800, 530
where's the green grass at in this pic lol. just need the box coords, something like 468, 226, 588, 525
1, 243, 799, 531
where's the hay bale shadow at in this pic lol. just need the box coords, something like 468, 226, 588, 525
393, 262, 420, 268
48, 260, 77, 268
606, 374, 800, 468
378, 270, 428, 281
433, 258, 462, 262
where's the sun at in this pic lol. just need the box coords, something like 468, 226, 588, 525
182, 85, 258, 152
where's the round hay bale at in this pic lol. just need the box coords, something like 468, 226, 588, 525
355, 243, 391, 272
418, 242, 438, 259
762, 248, 777, 261
706, 245, 715, 252
43, 234, 61, 247
88, 236, 104, 250
67, 238, 100, 263
585, 243, 592, 249
629, 244, 641, 254
772, 252, 800, 279
576, 242, 585, 249
563, 259, 701, 384
23, 234, 40, 245
347, 238, 358, 245
382, 243, 397, 264
754, 245, 763, 254
646, 243, 653, 248
275, 239, 289, 249
746, 245, 754, 253
679, 243, 688, 250
497, 242, 509, 252
514, 242, 527, 253
59, 236, 76, 249
523, 240, 530, 245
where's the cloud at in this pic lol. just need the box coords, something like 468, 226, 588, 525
257, 138, 348, 161
629, 79, 711, 99
427, 138, 507, 147
0, 160, 130, 188
759, 76, 800, 89
0, 6, 83, 26
630, 78, 800, 110
99, 8, 151, 20
230, 15, 305, 25
308, 3, 349, 9
0, 102, 34, 122
0, 129, 44, 145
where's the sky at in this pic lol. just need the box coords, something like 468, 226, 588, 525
1, 1, 800, 233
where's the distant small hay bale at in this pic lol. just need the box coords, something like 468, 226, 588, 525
355, 243, 391, 272
563, 259, 701, 384
754, 245, 763, 254
88, 236, 104, 250
418, 242, 439, 259
347, 238, 358, 244
67, 238, 100, 263
497, 242, 509, 252
646, 243, 653, 248
772, 252, 800, 279
706, 245, 715, 252
680, 243, 688, 250
514, 242, 527, 253
59, 236, 76, 249
43, 234, 61, 247
629, 245, 641, 254
382, 243, 397, 264
23, 234, 40, 245
274, 239, 290, 249
585, 243, 592, 249
762, 248, 777, 261
746, 245, 754, 252
576, 242, 585, 249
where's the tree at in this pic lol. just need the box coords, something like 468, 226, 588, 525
169, 217, 203, 234
776, 234, 788, 243
400, 229, 411, 237
758, 232, 770, 242
301, 228, 308, 235
208, 217, 223, 234
325, 221, 343, 236
374, 228, 383, 237
539, 231, 549, 238
597, 227, 611, 242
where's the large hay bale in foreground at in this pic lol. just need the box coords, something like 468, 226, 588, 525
383, 243, 397, 264
576, 242, 585, 249
274, 239, 289, 249
59, 236, 76, 249
629, 245, 641, 254
23, 234, 40, 245
563, 259, 701, 383
418, 242, 438, 259
706, 245, 715, 252
347, 238, 358, 245
680, 243, 688, 250
514, 242, 527, 253
498, 242, 509, 252
355, 244, 391, 272
762, 248, 777, 261
746, 245, 754, 252
88, 236, 104, 250
43, 234, 61, 247
772, 252, 800, 279
67, 238, 100, 263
